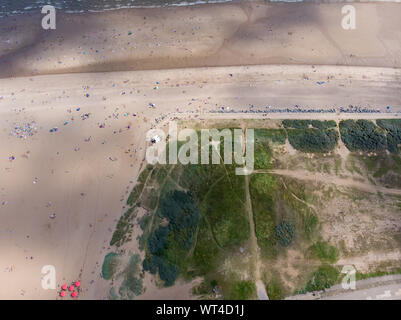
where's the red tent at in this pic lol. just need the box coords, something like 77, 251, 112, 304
74, 281, 81, 287
61, 284, 67, 290
60, 291, 66, 297
71, 291, 78, 298
68, 285, 75, 291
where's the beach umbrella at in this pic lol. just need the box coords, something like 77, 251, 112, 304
61, 284, 67, 290
60, 291, 66, 297
68, 285, 75, 291
74, 281, 81, 287
71, 291, 78, 298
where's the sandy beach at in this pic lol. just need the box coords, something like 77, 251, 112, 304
0, 1, 401, 300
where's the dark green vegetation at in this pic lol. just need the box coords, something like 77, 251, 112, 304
287, 128, 339, 153
143, 190, 200, 286
376, 119, 401, 153
275, 221, 295, 247
283, 119, 401, 154
339, 120, 386, 152
282, 119, 311, 129
102, 252, 120, 280
283, 119, 336, 130
281, 120, 339, 153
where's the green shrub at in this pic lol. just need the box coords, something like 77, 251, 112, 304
339, 120, 386, 152
110, 207, 135, 246
304, 265, 340, 292
288, 128, 338, 153
282, 119, 311, 129
275, 221, 295, 247
376, 119, 401, 153
126, 165, 153, 206
143, 190, 200, 287
102, 252, 120, 280
139, 214, 151, 231
254, 142, 272, 169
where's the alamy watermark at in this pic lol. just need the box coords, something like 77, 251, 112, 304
41, 265, 56, 290
341, 5, 356, 30
145, 122, 254, 175
41, 5, 56, 30
341, 265, 356, 290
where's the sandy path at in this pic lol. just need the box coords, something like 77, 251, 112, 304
336, 251, 401, 273
255, 169, 401, 196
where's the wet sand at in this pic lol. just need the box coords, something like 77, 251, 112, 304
1, 2, 401, 78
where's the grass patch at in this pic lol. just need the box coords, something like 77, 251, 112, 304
249, 174, 278, 258
266, 277, 285, 300
126, 165, 153, 206
228, 281, 256, 300
309, 241, 339, 263
110, 207, 136, 246
300, 264, 340, 293
356, 268, 401, 280
255, 128, 286, 145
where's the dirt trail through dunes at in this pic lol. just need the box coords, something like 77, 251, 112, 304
336, 251, 401, 273
254, 169, 401, 196
244, 175, 269, 300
